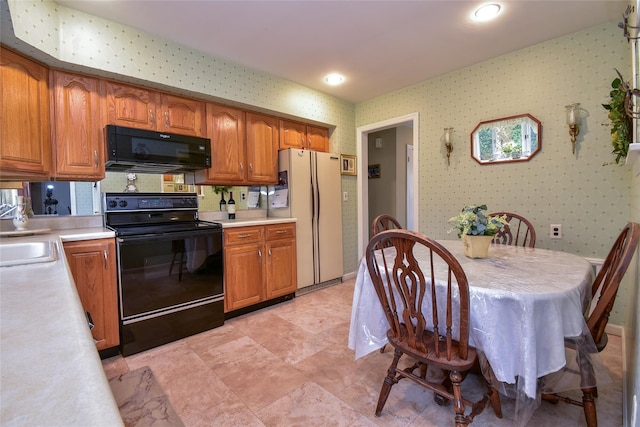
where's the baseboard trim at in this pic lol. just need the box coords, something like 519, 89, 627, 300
621, 327, 630, 427
605, 323, 623, 336
342, 271, 357, 281
295, 278, 342, 296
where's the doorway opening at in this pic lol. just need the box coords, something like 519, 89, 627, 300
356, 113, 419, 259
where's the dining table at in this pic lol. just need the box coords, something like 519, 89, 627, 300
348, 239, 611, 426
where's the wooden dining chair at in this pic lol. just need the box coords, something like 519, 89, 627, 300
541, 222, 640, 427
371, 214, 403, 237
371, 214, 404, 352
366, 229, 502, 426
489, 211, 536, 248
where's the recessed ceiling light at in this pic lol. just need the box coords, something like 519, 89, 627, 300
324, 73, 345, 86
472, 3, 502, 22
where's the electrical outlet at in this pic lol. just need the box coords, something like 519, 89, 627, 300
343, 191, 348, 202
241, 192, 246, 201
550, 224, 562, 239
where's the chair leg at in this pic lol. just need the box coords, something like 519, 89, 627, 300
582, 387, 598, 427
169, 252, 178, 275
488, 387, 503, 418
375, 350, 401, 416
450, 370, 470, 427
178, 251, 184, 281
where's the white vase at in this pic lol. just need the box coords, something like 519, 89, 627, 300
12, 198, 29, 231
461, 234, 494, 258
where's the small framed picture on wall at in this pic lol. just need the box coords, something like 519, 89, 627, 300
368, 164, 381, 179
340, 154, 356, 176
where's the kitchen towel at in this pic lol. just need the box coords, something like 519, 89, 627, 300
109, 366, 184, 427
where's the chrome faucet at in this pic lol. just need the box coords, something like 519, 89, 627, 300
0, 204, 17, 218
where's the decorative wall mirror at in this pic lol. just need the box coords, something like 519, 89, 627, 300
470, 114, 541, 164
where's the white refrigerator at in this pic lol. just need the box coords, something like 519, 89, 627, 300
269, 149, 344, 289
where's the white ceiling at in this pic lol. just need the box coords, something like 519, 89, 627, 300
54, 0, 629, 103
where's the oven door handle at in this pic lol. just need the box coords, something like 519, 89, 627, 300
116, 230, 221, 244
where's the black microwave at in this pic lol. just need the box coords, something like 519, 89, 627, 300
105, 125, 211, 173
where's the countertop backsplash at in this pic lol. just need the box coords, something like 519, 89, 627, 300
0, 215, 104, 232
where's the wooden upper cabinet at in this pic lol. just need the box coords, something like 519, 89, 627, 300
194, 104, 246, 184
158, 93, 205, 136
105, 81, 205, 136
279, 119, 329, 152
279, 120, 307, 150
0, 47, 51, 179
51, 71, 105, 181
246, 112, 279, 184
106, 81, 157, 130
306, 125, 329, 152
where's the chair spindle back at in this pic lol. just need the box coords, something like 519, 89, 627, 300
365, 229, 471, 361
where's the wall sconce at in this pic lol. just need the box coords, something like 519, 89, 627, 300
565, 103, 580, 154
443, 127, 453, 165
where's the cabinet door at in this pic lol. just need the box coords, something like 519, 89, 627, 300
246, 112, 278, 184
63, 239, 119, 351
106, 81, 158, 130
307, 125, 329, 152
224, 242, 264, 312
0, 47, 51, 179
195, 104, 246, 184
158, 94, 205, 136
52, 71, 105, 180
265, 238, 297, 299
279, 119, 306, 150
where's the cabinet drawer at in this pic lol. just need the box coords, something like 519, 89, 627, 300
265, 223, 296, 240
224, 226, 264, 245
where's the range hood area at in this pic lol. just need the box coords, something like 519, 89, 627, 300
105, 125, 212, 174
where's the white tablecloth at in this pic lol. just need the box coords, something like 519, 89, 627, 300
348, 240, 608, 425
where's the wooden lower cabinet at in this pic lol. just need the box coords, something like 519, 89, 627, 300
224, 223, 297, 312
63, 238, 119, 351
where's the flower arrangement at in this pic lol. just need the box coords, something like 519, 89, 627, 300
501, 142, 514, 155
448, 205, 507, 238
213, 185, 231, 195
602, 74, 633, 164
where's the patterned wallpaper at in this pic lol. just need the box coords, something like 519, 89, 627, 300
3, 1, 636, 324
356, 21, 632, 323
3, 0, 358, 272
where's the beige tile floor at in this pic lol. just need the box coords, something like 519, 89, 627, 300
102, 278, 623, 426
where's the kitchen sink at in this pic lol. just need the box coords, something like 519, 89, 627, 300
0, 240, 58, 267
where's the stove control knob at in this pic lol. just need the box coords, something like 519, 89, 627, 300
118, 200, 128, 208
107, 200, 117, 208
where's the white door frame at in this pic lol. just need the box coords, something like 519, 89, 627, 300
356, 112, 419, 260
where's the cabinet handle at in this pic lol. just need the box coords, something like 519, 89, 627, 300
276, 230, 286, 234
149, 109, 155, 126
240, 162, 244, 172
268, 249, 272, 256
249, 163, 253, 173
237, 233, 251, 238
258, 250, 262, 257
93, 150, 98, 168
307, 137, 312, 147
164, 111, 169, 127
85, 311, 95, 330
103, 250, 108, 270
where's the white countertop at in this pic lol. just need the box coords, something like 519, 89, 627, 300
0, 227, 123, 426
215, 217, 297, 228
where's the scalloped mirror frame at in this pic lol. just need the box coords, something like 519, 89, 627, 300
470, 113, 542, 165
